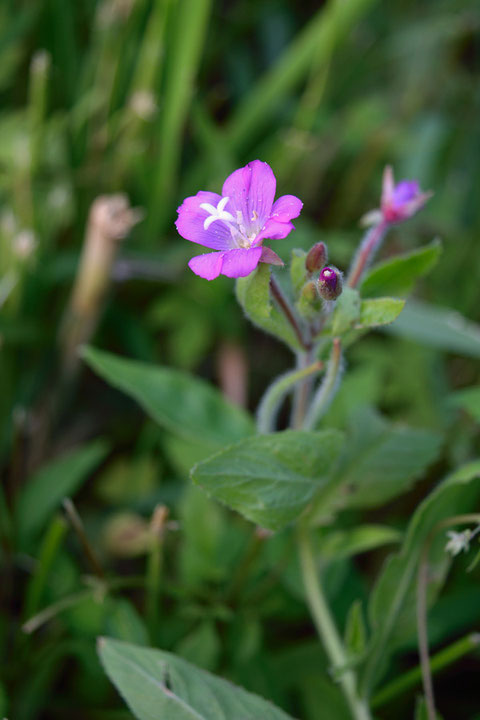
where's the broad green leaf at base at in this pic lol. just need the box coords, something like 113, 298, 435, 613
191, 429, 344, 531
82, 346, 253, 452
98, 637, 296, 720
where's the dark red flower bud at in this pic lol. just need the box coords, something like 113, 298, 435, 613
317, 266, 343, 301
305, 242, 328, 273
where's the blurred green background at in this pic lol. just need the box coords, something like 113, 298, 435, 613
1, 0, 480, 718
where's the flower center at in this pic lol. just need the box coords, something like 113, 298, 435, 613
199, 197, 260, 248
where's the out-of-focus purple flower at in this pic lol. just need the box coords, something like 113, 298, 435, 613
175, 160, 303, 280
381, 166, 432, 224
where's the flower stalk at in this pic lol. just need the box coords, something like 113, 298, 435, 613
257, 359, 323, 433
298, 526, 372, 720
303, 338, 342, 429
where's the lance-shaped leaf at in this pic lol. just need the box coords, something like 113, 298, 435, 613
98, 637, 296, 720
361, 239, 442, 298
16, 440, 108, 550
82, 347, 253, 453
385, 299, 480, 358
357, 297, 405, 329
191, 430, 344, 531
330, 408, 442, 510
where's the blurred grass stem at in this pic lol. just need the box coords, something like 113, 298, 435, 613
146, 505, 169, 638
372, 632, 480, 709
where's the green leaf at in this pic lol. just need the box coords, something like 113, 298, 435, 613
235, 265, 302, 350
191, 430, 344, 531
82, 347, 254, 452
344, 600, 367, 658
449, 386, 480, 423
361, 239, 442, 298
104, 599, 149, 646
331, 287, 360, 335
320, 525, 402, 561
290, 248, 308, 295
328, 408, 442, 511
358, 297, 405, 328
98, 637, 295, 720
175, 621, 220, 671
385, 299, 480, 358
362, 460, 480, 695
16, 440, 108, 549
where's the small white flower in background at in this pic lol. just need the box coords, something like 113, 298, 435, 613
445, 529, 472, 557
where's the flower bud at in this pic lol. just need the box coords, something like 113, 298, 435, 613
317, 266, 343, 301
380, 166, 432, 224
305, 242, 328, 273
296, 281, 321, 318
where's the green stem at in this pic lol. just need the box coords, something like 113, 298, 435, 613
303, 338, 342, 429
298, 527, 372, 720
257, 359, 323, 433
269, 274, 309, 350
372, 632, 480, 709
146, 506, 168, 638
416, 513, 480, 720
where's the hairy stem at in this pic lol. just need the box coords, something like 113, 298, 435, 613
303, 338, 342, 429
257, 359, 323, 433
269, 274, 309, 350
347, 220, 387, 289
298, 527, 372, 720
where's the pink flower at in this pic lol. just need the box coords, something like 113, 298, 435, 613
175, 160, 303, 280
381, 166, 432, 224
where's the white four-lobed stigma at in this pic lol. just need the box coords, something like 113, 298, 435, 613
200, 196, 235, 230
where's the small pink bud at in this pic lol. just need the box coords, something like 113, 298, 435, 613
381, 166, 432, 224
305, 242, 328, 273
317, 266, 343, 301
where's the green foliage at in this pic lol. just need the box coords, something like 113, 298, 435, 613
387, 299, 480, 358
82, 346, 253, 451
344, 600, 367, 659
363, 460, 480, 694
358, 297, 405, 328
191, 430, 343, 531
331, 287, 361, 336
449, 386, 480, 423
98, 637, 295, 720
16, 440, 108, 550
361, 240, 442, 298
236, 265, 302, 350
313, 408, 442, 518
320, 525, 401, 562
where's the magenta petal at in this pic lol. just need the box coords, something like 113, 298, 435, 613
220, 247, 262, 278
188, 251, 225, 280
254, 219, 295, 244
176, 191, 233, 250
222, 160, 276, 231
271, 194, 303, 222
